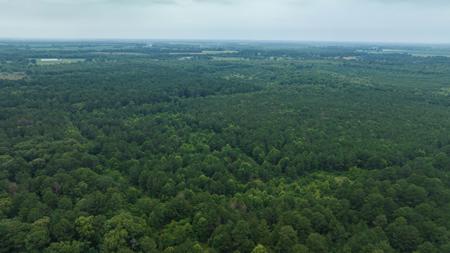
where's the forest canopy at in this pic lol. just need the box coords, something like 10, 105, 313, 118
1, 41, 450, 253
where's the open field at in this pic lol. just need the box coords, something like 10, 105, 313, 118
35, 58, 85, 65
169, 50, 238, 55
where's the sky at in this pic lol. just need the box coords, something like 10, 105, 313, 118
0, 0, 449, 43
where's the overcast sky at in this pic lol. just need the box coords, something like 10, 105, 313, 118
0, 0, 449, 43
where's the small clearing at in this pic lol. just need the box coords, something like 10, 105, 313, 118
0, 72, 26, 80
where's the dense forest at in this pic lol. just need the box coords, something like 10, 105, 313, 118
1, 41, 450, 253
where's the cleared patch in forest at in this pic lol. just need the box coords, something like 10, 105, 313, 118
169, 50, 238, 55
0, 72, 26, 80
35, 58, 85, 65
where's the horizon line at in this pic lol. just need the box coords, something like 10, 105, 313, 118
1, 37, 450, 46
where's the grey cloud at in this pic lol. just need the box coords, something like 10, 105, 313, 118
0, 0, 449, 43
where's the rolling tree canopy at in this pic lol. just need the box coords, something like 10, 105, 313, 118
1, 41, 450, 252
